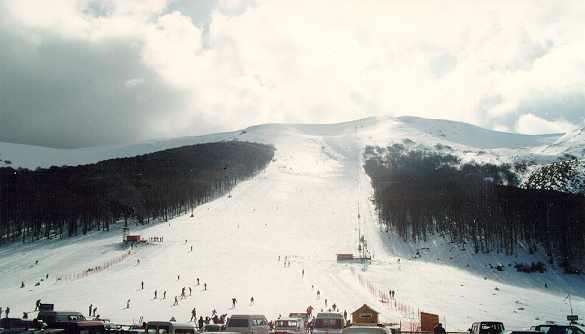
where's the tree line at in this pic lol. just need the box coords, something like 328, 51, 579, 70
364, 144, 585, 269
0, 141, 274, 245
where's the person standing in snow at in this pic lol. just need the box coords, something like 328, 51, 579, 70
35, 300, 41, 311
232, 298, 237, 308
127, 300, 130, 308
6, 307, 10, 318
174, 296, 179, 306
434, 323, 446, 334
198, 316, 204, 330
316, 290, 320, 299
190, 308, 197, 322
89, 304, 92, 316
250, 297, 254, 305
154, 290, 158, 299
141, 281, 144, 289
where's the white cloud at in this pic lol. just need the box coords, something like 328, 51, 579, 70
515, 114, 577, 135
124, 78, 145, 88
2, 0, 585, 147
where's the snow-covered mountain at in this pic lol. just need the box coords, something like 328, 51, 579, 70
0, 116, 584, 332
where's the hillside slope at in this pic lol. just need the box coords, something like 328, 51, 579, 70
0, 117, 584, 332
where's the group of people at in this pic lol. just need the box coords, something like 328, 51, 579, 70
194, 310, 227, 329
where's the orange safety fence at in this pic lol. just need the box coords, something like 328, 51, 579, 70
350, 266, 422, 332
55, 247, 142, 283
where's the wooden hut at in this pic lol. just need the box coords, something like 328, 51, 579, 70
351, 304, 379, 324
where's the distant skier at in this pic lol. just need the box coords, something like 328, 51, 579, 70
190, 308, 197, 322
23, 312, 28, 319
173, 296, 179, 306
141, 281, 144, 289
232, 298, 237, 308
198, 316, 204, 330
127, 299, 130, 308
35, 300, 41, 311
316, 290, 320, 299
154, 290, 158, 299
189, 287, 192, 295
306, 305, 313, 317
332, 303, 336, 311
250, 297, 254, 305
93, 308, 97, 317
204, 283, 207, 290
164, 291, 167, 299
21, 281, 25, 288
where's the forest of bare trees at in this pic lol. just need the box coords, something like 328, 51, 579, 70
364, 144, 585, 270
0, 141, 274, 244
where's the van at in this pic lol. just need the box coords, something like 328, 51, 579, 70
312, 313, 344, 334
226, 315, 270, 334
37, 311, 87, 326
273, 318, 306, 334
469, 322, 505, 334
145, 321, 198, 334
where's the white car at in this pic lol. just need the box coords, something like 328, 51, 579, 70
342, 325, 396, 334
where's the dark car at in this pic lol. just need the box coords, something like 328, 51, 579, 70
1, 319, 39, 330
531, 324, 585, 334
469, 322, 505, 334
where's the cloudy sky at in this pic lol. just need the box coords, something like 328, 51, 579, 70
1, 0, 585, 148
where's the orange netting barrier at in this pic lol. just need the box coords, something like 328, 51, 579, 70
350, 266, 421, 331
55, 247, 142, 283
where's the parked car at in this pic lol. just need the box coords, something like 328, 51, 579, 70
500, 331, 541, 334
342, 325, 397, 334
103, 322, 119, 334
469, 322, 505, 334
226, 315, 270, 334
202, 324, 226, 332
530, 324, 585, 334
36, 311, 86, 327
1, 319, 40, 330
312, 313, 344, 334
272, 318, 306, 334
145, 321, 197, 334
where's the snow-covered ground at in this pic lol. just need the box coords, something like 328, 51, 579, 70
1, 117, 584, 332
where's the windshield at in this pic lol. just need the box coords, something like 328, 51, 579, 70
276, 321, 298, 328
228, 319, 249, 328
314, 319, 342, 329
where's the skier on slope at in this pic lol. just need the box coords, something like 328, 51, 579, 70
190, 308, 197, 322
